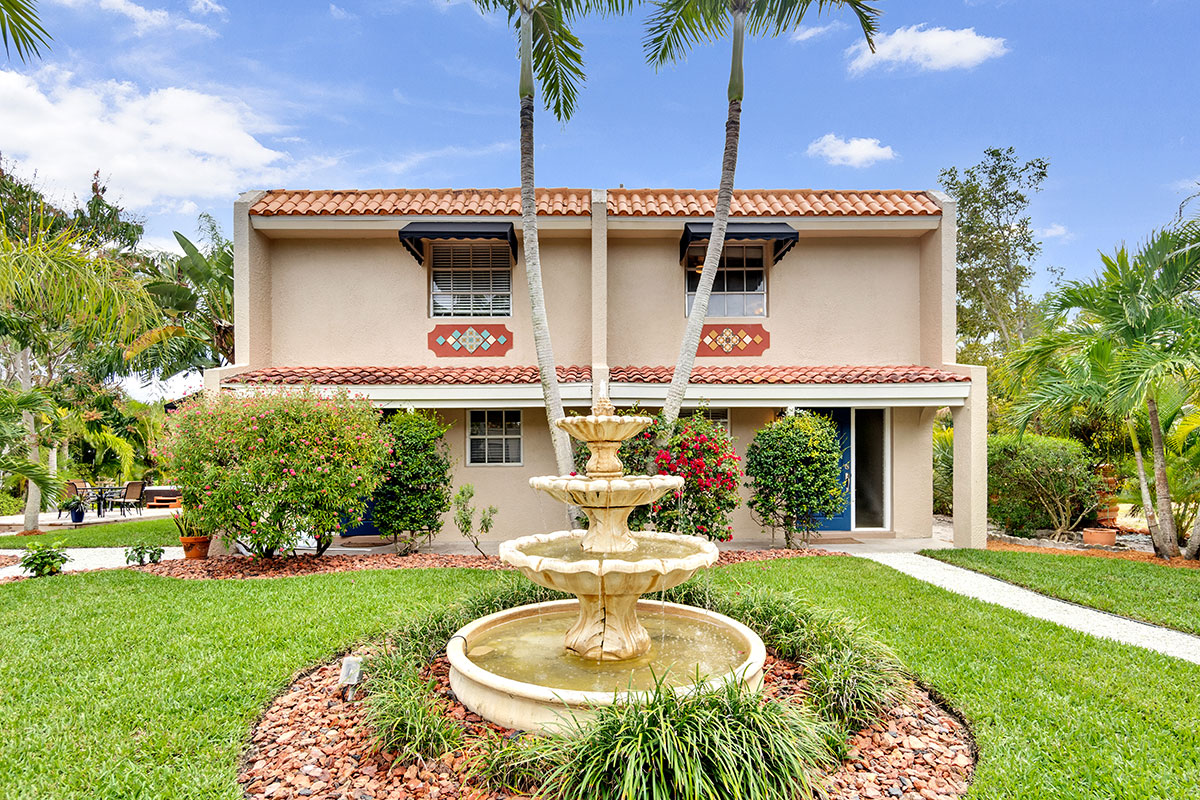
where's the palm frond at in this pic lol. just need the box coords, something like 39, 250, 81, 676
527, 1, 586, 120
642, 0, 726, 67
0, 0, 50, 62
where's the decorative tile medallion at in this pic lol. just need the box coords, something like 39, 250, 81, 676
428, 324, 514, 357
696, 323, 769, 357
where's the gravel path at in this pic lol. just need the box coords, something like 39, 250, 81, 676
862, 552, 1200, 665
0, 547, 185, 579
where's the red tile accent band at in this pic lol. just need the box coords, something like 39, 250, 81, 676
427, 325, 514, 357
696, 324, 770, 357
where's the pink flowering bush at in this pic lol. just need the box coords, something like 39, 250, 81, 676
159, 388, 389, 557
574, 409, 743, 541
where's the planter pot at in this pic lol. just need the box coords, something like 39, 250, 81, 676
1095, 502, 1120, 525
69, 509, 85, 524
180, 535, 212, 560
1082, 527, 1118, 547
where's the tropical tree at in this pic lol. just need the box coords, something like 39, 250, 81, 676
467, 0, 624, 476
1009, 223, 1200, 559
643, 0, 879, 426
0, 384, 59, 503
0, 0, 48, 61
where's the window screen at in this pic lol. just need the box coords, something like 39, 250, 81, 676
430, 242, 513, 317
467, 409, 522, 464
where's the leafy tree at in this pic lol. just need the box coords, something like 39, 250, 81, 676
1009, 222, 1200, 559
0, 384, 59, 502
372, 410, 454, 554
939, 147, 1049, 362
467, 0, 626, 477
0, 0, 49, 62
744, 411, 845, 548
642, 0, 879, 426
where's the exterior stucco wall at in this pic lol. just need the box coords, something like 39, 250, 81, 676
890, 406, 935, 538
606, 236, 924, 367
265, 236, 591, 368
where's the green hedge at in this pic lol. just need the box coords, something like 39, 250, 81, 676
988, 434, 1102, 537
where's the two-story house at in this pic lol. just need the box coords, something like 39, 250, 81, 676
204, 187, 986, 548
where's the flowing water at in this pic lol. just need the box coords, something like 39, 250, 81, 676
466, 609, 748, 693
517, 536, 703, 563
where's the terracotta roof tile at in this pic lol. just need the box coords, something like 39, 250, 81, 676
249, 189, 591, 217
222, 364, 965, 387
608, 365, 967, 384
606, 189, 941, 217
223, 365, 592, 386
248, 188, 940, 218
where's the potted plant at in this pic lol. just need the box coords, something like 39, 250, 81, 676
173, 511, 212, 560
1081, 527, 1118, 546
61, 495, 87, 524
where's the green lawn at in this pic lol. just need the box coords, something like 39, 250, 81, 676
0, 558, 1197, 799
0, 518, 178, 550
923, 548, 1200, 636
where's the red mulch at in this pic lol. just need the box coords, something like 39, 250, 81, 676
0, 555, 18, 569
134, 548, 840, 581
988, 541, 1200, 569
238, 652, 972, 800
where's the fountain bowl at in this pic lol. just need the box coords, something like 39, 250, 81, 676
555, 414, 654, 444
447, 599, 767, 734
529, 474, 684, 511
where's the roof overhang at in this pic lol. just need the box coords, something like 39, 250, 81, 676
220, 380, 970, 409
398, 221, 518, 264
680, 221, 800, 262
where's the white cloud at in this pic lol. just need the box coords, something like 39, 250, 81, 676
329, 4, 356, 20
188, 0, 226, 14
0, 68, 310, 209
381, 142, 514, 176
790, 22, 845, 43
805, 133, 896, 168
847, 24, 1008, 74
1038, 223, 1074, 241
50, 0, 219, 36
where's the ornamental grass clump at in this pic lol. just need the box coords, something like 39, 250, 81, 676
745, 412, 847, 547
159, 387, 389, 557
542, 680, 838, 800
363, 653, 462, 762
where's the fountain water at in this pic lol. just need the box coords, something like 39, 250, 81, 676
447, 397, 766, 733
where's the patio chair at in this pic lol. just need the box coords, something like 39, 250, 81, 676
57, 481, 81, 519
111, 481, 146, 517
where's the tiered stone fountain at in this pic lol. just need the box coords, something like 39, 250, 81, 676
447, 398, 766, 733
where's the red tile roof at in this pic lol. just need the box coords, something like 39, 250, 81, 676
607, 190, 941, 218
249, 189, 592, 217
248, 188, 941, 218
222, 364, 965, 386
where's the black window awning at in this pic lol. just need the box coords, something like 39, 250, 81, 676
679, 222, 799, 262
399, 221, 518, 265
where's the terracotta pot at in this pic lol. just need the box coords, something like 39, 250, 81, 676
1081, 527, 1117, 547
180, 535, 212, 560
1095, 502, 1120, 525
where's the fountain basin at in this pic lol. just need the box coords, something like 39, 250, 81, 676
527, 477, 685, 552
447, 599, 766, 734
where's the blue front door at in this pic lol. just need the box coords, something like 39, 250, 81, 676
813, 408, 852, 532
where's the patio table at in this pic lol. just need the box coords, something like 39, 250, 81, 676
86, 486, 124, 517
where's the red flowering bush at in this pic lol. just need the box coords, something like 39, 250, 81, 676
159, 387, 389, 557
576, 408, 742, 541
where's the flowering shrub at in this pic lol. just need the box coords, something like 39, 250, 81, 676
575, 409, 742, 541
160, 388, 389, 557
372, 410, 454, 554
745, 412, 846, 547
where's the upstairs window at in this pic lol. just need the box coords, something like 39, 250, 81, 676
685, 244, 766, 317
467, 410, 522, 465
430, 242, 513, 317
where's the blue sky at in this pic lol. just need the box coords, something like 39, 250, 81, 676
2, 0, 1198, 299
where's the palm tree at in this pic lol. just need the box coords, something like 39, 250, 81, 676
0, 217, 156, 530
471, 0, 623, 476
643, 0, 879, 425
0, 384, 59, 504
1010, 223, 1200, 559
0, 0, 48, 61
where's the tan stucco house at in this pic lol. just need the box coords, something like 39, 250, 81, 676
204, 187, 986, 547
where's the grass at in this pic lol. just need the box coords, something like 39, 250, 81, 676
0, 557, 1197, 798
0, 517, 179, 550
923, 547, 1200, 635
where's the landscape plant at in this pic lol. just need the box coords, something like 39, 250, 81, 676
641, 0, 879, 426
932, 425, 954, 515
987, 434, 1103, 538
744, 411, 846, 547
371, 410, 454, 554
160, 388, 388, 558
451, 484, 497, 556
363, 651, 463, 763
19, 539, 68, 577
124, 543, 164, 565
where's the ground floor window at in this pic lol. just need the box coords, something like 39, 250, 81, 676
683, 407, 730, 433
468, 410, 522, 465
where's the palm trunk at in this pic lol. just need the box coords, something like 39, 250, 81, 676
1145, 396, 1180, 558
47, 445, 58, 510
20, 348, 40, 532
661, 9, 745, 426
1126, 418, 1162, 545
1184, 512, 1200, 560
518, 8, 574, 479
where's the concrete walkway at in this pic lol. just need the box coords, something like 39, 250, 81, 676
0, 547, 185, 579
860, 551, 1200, 665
